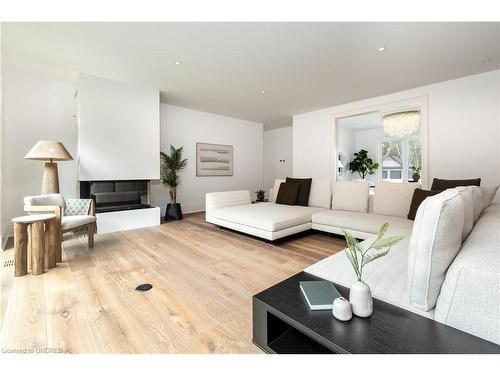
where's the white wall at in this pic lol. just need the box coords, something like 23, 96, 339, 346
150, 104, 263, 214
337, 126, 354, 181
263, 126, 293, 193
293, 70, 500, 189
78, 74, 160, 181
2, 70, 77, 239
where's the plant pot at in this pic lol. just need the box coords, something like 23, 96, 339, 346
165, 203, 183, 221
349, 280, 373, 317
412, 173, 420, 182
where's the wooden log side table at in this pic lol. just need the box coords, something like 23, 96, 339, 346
12, 214, 57, 277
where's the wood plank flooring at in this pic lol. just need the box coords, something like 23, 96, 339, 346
0, 213, 345, 354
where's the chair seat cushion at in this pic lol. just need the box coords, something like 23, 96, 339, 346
62, 215, 96, 230
213, 202, 324, 232
312, 210, 414, 235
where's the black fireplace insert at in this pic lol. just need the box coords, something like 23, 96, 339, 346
80, 180, 152, 213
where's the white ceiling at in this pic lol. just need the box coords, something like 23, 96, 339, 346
2, 22, 499, 129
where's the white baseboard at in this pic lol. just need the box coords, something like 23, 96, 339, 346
158, 201, 205, 215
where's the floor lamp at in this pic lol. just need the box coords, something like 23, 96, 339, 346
24, 140, 73, 195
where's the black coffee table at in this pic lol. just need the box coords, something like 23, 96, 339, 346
252, 272, 500, 354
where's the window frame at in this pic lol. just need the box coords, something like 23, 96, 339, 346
331, 96, 429, 188
377, 134, 420, 183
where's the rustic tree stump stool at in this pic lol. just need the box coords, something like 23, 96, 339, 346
12, 214, 57, 277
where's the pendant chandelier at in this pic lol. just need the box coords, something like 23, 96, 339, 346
383, 110, 420, 137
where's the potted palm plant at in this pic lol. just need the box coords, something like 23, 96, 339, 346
160, 145, 188, 221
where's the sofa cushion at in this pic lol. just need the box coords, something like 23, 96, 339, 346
373, 182, 419, 217
276, 182, 300, 205
286, 177, 312, 206
480, 185, 499, 211
308, 179, 331, 209
305, 235, 432, 318
213, 202, 324, 232
434, 203, 500, 345
431, 178, 481, 190
312, 210, 413, 235
332, 181, 369, 213
456, 187, 474, 241
470, 186, 483, 223
271, 179, 285, 202
407, 188, 441, 220
407, 189, 465, 311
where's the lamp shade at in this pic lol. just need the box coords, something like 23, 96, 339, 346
24, 141, 73, 161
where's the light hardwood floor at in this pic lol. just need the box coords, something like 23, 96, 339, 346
0, 213, 345, 354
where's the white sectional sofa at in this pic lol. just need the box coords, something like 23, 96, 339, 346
206, 179, 416, 240
205, 179, 500, 345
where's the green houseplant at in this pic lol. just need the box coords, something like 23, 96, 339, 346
410, 165, 421, 182
255, 189, 266, 202
160, 145, 188, 221
348, 149, 379, 180
342, 223, 403, 317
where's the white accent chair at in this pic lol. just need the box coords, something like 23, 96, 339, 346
24, 194, 96, 261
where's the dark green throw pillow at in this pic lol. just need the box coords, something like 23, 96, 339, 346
276, 182, 300, 205
286, 177, 312, 206
431, 178, 481, 190
407, 188, 442, 220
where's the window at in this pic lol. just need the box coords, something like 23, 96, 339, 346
379, 136, 421, 183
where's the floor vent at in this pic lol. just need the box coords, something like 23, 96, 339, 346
135, 284, 153, 292
4, 259, 14, 267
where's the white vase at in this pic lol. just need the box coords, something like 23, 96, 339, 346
349, 280, 373, 317
332, 297, 352, 321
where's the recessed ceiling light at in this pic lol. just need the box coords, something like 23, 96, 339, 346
377, 47, 385, 52
261, 90, 265, 94
175, 61, 182, 65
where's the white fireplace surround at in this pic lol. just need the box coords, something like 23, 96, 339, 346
78, 74, 160, 181
77, 74, 161, 233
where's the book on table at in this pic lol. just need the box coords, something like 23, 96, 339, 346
299, 281, 341, 310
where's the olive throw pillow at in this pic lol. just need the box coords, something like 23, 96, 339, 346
276, 182, 300, 205
431, 178, 481, 190
286, 177, 312, 206
407, 188, 441, 220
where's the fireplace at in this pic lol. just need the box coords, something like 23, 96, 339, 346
80, 180, 152, 213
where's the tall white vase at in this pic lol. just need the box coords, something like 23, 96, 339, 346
349, 280, 373, 317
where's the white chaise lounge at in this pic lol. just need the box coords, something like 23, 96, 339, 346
205, 179, 332, 240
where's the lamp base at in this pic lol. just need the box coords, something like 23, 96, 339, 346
41, 162, 60, 195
